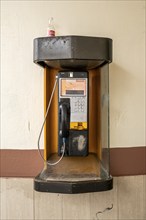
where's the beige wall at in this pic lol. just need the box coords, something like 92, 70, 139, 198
1, 1, 145, 149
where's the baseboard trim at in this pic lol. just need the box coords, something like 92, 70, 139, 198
0, 147, 146, 177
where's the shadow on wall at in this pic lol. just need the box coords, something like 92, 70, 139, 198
109, 62, 143, 145
109, 62, 141, 97
110, 62, 142, 113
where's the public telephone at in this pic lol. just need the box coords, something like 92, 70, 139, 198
58, 71, 88, 156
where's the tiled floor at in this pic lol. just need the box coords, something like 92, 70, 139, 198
0, 176, 145, 220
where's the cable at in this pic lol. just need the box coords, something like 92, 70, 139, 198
47, 138, 66, 166
37, 75, 65, 166
96, 204, 113, 220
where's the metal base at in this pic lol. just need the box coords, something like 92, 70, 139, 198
34, 175, 113, 194
34, 153, 113, 194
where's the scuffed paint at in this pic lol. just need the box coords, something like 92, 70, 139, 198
73, 135, 86, 151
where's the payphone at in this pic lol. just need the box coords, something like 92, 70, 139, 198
33, 35, 113, 194
58, 71, 88, 156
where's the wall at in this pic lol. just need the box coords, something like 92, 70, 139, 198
1, 1, 146, 220
1, 0, 145, 149
1, 176, 146, 220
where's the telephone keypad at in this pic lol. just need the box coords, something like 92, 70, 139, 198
71, 97, 86, 113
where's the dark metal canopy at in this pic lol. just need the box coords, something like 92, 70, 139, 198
33, 35, 112, 70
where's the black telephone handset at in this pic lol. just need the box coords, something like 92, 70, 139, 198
59, 99, 70, 138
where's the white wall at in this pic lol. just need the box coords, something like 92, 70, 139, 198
1, 1, 145, 149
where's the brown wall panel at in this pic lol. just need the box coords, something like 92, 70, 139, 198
0, 147, 146, 177
110, 147, 146, 176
